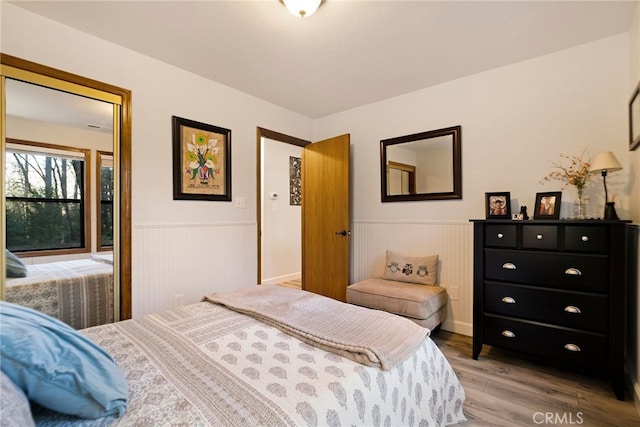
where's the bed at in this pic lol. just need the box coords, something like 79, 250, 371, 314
1, 285, 466, 426
5, 258, 114, 329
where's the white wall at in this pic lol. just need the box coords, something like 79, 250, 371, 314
626, 1, 640, 413
1, 3, 313, 316
261, 138, 302, 283
630, 4, 640, 224
416, 142, 452, 193
315, 34, 630, 337
2, 3, 637, 348
316, 34, 630, 223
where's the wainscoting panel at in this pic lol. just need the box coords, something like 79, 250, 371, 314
132, 222, 257, 317
351, 220, 474, 335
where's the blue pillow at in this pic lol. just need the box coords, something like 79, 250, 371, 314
0, 302, 128, 419
6, 249, 27, 278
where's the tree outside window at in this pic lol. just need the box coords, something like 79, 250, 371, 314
98, 152, 114, 249
5, 144, 87, 253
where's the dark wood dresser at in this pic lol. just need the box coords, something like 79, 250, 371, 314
471, 219, 628, 400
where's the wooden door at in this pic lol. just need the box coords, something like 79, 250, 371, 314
301, 134, 350, 301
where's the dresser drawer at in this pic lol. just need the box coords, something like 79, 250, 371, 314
522, 225, 557, 250
485, 225, 517, 248
564, 225, 608, 253
485, 249, 608, 292
483, 282, 607, 332
483, 314, 606, 369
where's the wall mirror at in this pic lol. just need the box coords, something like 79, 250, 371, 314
1, 54, 132, 321
380, 125, 461, 202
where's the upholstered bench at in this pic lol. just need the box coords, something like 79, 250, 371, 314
346, 250, 447, 331
347, 278, 447, 331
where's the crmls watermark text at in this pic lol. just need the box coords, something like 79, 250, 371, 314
533, 412, 584, 425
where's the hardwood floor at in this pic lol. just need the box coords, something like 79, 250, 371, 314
276, 279, 302, 289
431, 330, 640, 426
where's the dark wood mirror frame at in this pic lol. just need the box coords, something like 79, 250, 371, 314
1, 53, 132, 320
380, 125, 462, 202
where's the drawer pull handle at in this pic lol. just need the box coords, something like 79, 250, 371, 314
564, 305, 582, 314
502, 263, 517, 270
502, 330, 515, 338
581, 235, 589, 242
564, 344, 581, 352
497, 233, 504, 239
564, 268, 582, 276
501, 296, 516, 304
536, 234, 543, 240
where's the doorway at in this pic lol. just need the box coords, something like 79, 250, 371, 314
257, 128, 351, 301
256, 128, 309, 287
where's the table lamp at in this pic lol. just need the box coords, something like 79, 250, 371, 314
589, 151, 623, 220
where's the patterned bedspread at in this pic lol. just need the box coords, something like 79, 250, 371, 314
204, 284, 429, 370
33, 301, 466, 426
5, 259, 114, 329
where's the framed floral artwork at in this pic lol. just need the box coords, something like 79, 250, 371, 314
485, 192, 511, 219
172, 116, 231, 201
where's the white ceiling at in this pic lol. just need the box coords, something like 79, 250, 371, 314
6, 79, 114, 133
8, 0, 638, 119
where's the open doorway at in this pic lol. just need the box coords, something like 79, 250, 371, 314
256, 128, 309, 287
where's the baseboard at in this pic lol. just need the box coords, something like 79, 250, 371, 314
442, 319, 472, 337
261, 272, 301, 285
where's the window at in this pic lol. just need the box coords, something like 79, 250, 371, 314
5, 140, 90, 254
97, 152, 114, 250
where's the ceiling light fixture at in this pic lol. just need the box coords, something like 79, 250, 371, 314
281, 0, 323, 18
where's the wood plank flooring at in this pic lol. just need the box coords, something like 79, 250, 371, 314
276, 279, 302, 289
431, 330, 640, 426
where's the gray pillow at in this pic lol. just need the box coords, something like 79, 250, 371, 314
6, 250, 27, 278
0, 370, 35, 427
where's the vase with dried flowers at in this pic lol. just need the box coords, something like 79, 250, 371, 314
540, 150, 591, 219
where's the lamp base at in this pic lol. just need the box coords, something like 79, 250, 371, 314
604, 202, 619, 220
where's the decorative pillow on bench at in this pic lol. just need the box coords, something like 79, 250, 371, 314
383, 250, 438, 285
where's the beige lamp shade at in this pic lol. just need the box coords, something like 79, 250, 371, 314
589, 151, 623, 174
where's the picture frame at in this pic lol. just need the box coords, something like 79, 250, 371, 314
629, 81, 640, 151
289, 156, 302, 206
534, 191, 562, 220
172, 116, 231, 201
485, 192, 511, 219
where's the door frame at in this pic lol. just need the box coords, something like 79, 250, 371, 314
256, 127, 310, 284
1, 54, 132, 319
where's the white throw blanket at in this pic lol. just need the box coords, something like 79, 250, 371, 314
203, 284, 429, 370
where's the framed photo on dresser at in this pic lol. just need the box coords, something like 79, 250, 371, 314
485, 192, 511, 219
534, 191, 561, 220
